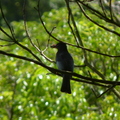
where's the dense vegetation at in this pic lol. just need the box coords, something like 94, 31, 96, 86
0, 0, 65, 22
0, 0, 120, 120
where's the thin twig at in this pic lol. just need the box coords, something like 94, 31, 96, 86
97, 84, 117, 98
0, 49, 120, 91
42, 27, 56, 53
0, 38, 13, 42
35, 0, 61, 42
67, 5, 80, 46
76, 2, 120, 36
99, 0, 107, 17
65, 0, 108, 80
0, 43, 15, 47
109, 0, 113, 20
23, 0, 41, 52
77, 0, 120, 28
0, 1, 16, 41
0, 0, 42, 62
16, 42, 42, 62
75, 45, 120, 58
0, 27, 13, 41
0, 49, 119, 85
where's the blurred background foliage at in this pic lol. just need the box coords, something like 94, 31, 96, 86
0, 0, 120, 120
0, 0, 65, 23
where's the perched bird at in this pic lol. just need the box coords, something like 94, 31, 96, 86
51, 42, 74, 94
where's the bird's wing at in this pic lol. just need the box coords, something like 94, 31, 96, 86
56, 51, 74, 71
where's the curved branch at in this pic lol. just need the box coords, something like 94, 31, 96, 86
0, 50, 120, 87
76, 1, 120, 36
78, 0, 120, 27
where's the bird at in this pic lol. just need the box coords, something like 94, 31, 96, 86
51, 42, 74, 94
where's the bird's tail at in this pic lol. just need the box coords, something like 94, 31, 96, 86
61, 74, 71, 94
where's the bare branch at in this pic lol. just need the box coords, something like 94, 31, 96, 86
0, 1, 16, 41
35, 0, 61, 43
0, 0, 120, 99
76, 1, 120, 36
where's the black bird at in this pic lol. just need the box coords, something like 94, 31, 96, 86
51, 42, 74, 94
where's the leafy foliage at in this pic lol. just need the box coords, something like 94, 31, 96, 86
0, 3, 120, 120
0, 0, 65, 23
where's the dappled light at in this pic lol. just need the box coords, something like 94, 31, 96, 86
0, 0, 120, 120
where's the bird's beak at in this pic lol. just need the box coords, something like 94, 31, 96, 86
51, 44, 57, 48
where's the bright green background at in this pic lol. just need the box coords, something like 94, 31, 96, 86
0, 1, 120, 120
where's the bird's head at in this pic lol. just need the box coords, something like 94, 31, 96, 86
51, 42, 67, 50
